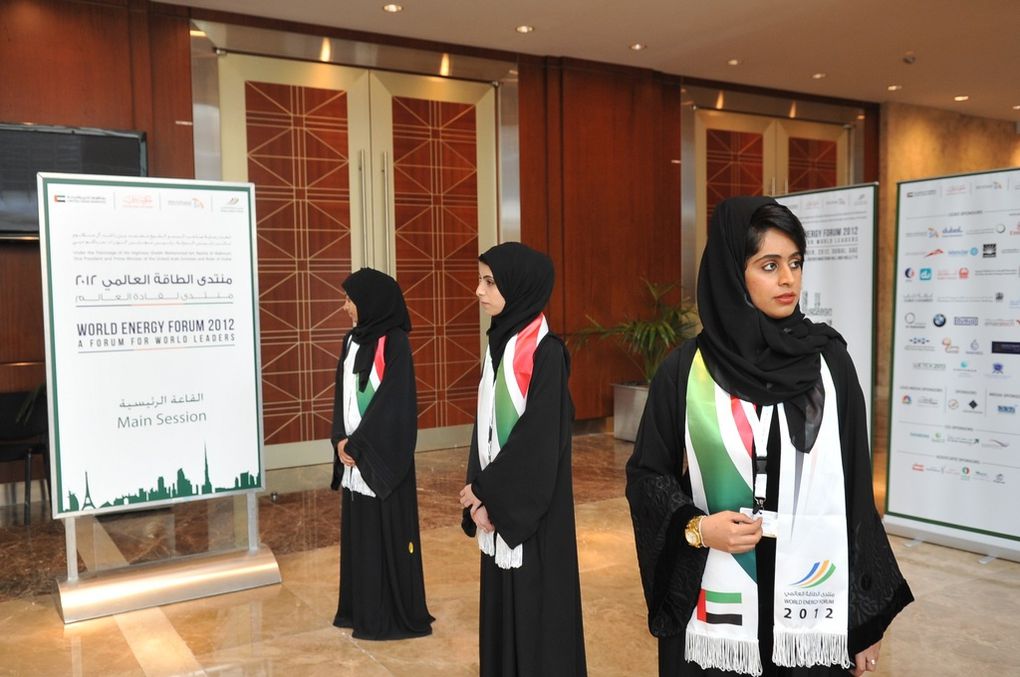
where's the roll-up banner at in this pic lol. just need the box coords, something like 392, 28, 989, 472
886, 167, 1020, 561
777, 184, 877, 433
37, 174, 263, 518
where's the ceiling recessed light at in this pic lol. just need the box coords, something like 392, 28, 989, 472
953, 95, 969, 102
382, 3, 402, 12
727, 58, 741, 66
887, 84, 903, 91
1013, 104, 1020, 110
630, 43, 646, 51
811, 72, 826, 80
515, 25, 534, 34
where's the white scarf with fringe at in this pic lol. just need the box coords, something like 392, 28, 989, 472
475, 314, 548, 569
683, 350, 850, 675
341, 337, 386, 497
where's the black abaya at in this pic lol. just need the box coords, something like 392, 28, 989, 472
330, 328, 433, 640
627, 340, 912, 676
463, 335, 588, 677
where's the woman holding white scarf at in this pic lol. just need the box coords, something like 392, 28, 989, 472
627, 197, 912, 676
330, 268, 433, 640
459, 242, 587, 676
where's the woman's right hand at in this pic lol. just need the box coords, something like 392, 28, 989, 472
699, 510, 763, 553
337, 439, 356, 467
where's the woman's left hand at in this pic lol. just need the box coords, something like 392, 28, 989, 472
337, 439, 356, 468
459, 484, 480, 510
850, 640, 881, 675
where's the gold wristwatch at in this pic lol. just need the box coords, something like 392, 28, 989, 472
685, 515, 706, 548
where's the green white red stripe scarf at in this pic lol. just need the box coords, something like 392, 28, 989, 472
341, 336, 386, 497
684, 350, 850, 675
476, 313, 549, 569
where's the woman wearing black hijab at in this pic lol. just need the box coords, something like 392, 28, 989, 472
330, 267, 433, 640
627, 197, 911, 676
458, 242, 587, 676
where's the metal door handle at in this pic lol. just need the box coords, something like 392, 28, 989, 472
381, 151, 392, 273
358, 149, 369, 266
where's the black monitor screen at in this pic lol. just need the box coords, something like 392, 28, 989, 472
0, 124, 147, 236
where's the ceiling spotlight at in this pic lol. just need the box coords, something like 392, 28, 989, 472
382, 3, 403, 12
515, 25, 534, 34
887, 84, 903, 91
727, 58, 741, 66
902, 51, 917, 65
630, 43, 646, 51
953, 95, 969, 102
811, 72, 826, 80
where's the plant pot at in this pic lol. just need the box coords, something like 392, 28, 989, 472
612, 382, 649, 442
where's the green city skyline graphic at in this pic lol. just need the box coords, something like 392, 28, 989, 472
66, 448, 260, 512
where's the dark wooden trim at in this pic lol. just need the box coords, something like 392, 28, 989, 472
187, 6, 521, 64
149, 1, 190, 17
681, 75, 879, 112
864, 106, 881, 184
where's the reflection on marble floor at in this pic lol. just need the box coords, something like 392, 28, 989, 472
0, 434, 1018, 676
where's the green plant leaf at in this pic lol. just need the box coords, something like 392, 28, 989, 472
570, 279, 700, 383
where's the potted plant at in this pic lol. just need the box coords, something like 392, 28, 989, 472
574, 280, 699, 441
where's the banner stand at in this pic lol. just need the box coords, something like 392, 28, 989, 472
56, 491, 280, 623
885, 167, 1020, 562
35, 174, 276, 623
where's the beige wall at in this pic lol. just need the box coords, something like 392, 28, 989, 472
874, 102, 1020, 460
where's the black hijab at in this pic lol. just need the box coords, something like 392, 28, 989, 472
696, 197, 843, 449
479, 242, 554, 368
342, 268, 411, 390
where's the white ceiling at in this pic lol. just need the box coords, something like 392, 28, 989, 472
170, 0, 1020, 122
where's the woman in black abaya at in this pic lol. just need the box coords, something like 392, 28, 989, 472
627, 197, 912, 676
458, 242, 587, 677
330, 267, 433, 640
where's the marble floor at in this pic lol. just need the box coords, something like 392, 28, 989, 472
0, 434, 1018, 676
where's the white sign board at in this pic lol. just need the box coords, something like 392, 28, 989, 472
38, 174, 263, 517
777, 184, 877, 430
886, 168, 1020, 559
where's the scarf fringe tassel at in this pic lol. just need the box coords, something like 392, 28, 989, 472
477, 531, 522, 569
341, 466, 376, 498
685, 634, 763, 677
773, 631, 852, 670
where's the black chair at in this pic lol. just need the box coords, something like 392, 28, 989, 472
0, 387, 49, 525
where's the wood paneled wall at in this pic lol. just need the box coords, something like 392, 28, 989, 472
0, 0, 194, 393
0, 0, 193, 486
520, 58, 684, 419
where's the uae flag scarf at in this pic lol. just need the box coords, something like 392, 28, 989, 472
475, 313, 549, 569
341, 336, 386, 497
684, 349, 850, 675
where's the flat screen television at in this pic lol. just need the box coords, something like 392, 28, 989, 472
0, 123, 147, 240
